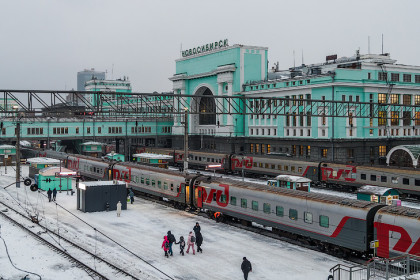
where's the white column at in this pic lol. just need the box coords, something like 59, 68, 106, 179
227, 82, 233, 126
218, 83, 223, 126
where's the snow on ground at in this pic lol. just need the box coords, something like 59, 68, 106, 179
0, 166, 356, 279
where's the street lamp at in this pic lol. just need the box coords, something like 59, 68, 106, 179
183, 107, 189, 174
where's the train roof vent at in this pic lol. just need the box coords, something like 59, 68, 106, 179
404, 210, 419, 217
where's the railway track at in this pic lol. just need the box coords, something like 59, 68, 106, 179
0, 200, 141, 280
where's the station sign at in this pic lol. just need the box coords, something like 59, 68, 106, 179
182, 39, 229, 57
370, 240, 379, 249
55, 171, 80, 177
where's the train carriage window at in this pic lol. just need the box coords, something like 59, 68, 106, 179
403, 178, 409, 185
319, 215, 329, 228
230, 196, 237, 206
158, 181, 162, 188
241, 198, 247, 208
213, 193, 217, 201
152, 180, 155, 187
289, 209, 298, 220
298, 167, 302, 173
141, 177, 144, 184
170, 183, 174, 191
276, 206, 284, 217
271, 164, 275, 169
361, 174, 366, 180
278, 165, 282, 170
291, 166, 295, 172
284, 166, 289, 171
220, 194, 226, 203
304, 212, 313, 224
370, 175, 377, 181
252, 201, 258, 211
265, 163, 269, 168
381, 176, 387, 183
259, 163, 263, 168
253, 162, 257, 167
164, 182, 168, 190
392, 177, 398, 184
415, 179, 420, 186
146, 178, 150, 185
177, 185, 180, 193
263, 203, 271, 214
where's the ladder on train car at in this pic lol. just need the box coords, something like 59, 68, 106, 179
329, 254, 420, 280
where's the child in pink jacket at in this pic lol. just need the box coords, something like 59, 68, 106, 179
161, 236, 169, 258
186, 231, 195, 255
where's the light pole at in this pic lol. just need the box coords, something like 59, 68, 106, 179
242, 155, 245, 182
183, 107, 189, 174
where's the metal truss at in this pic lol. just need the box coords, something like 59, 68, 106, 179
1, 90, 420, 120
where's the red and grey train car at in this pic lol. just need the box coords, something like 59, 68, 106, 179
25, 149, 420, 258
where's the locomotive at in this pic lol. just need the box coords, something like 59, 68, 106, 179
139, 147, 420, 199
25, 148, 420, 260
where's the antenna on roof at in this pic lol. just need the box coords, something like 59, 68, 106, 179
293, 50, 295, 68
301, 49, 304, 65
368, 36, 370, 54
381, 34, 384, 54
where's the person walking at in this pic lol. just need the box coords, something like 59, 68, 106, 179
116, 201, 122, 217
241, 257, 252, 280
128, 189, 134, 204
52, 188, 57, 201
193, 222, 201, 235
167, 231, 176, 256
47, 188, 52, 202
195, 230, 203, 253
186, 231, 195, 255
175, 236, 185, 256
161, 236, 170, 258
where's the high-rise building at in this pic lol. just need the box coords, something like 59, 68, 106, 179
77, 68, 106, 91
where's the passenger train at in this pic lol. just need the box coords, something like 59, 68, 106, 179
138, 147, 420, 199
25, 148, 420, 260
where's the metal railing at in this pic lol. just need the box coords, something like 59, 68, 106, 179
329, 255, 420, 280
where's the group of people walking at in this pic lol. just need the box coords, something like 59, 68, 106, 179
161, 222, 204, 257
47, 188, 57, 202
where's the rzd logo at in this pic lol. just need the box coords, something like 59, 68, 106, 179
113, 167, 131, 183
202, 184, 229, 207
375, 222, 420, 258
231, 157, 253, 171
67, 158, 79, 170
320, 165, 357, 182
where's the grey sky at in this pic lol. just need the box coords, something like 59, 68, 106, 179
1, 0, 419, 92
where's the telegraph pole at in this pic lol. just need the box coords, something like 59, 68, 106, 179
183, 108, 189, 173
16, 121, 21, 188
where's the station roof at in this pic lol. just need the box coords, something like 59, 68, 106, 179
81, 141, 106, 146
0, 145, 15, 149
81, 180, 126, 187
133, 153, 172, 160
27, 157, 60, 164
274, 175, 311, 183
39, 167, 73, 176
357, 185, 394, 196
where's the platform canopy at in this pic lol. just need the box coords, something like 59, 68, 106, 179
387, 145, 420, 168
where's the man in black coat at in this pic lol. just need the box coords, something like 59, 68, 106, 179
193, 222, 201, 235
47, 188, 52, 202
195, 231, 203, 253
167, 231, 176, 256
241, 257, 252, 280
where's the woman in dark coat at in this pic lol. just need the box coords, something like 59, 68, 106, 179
195, 231, 203, 253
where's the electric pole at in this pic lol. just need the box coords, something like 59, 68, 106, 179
183, 108, 189, 173
16, 121, 21, 188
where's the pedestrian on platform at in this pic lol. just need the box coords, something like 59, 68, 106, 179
129, 189, 134, 204
186, 231, 195, 255
193, 222, 201, 235
195, 230, 203, 253
52, 188, 57, 201
116, 201, 122, 217
175, 236, 185, 256
47, 188, 52, 202
241, 257, 252, 280
162, 236, 170, 258
167, 231, 176, 256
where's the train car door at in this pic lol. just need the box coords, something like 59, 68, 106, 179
186, 185, 191, 205
195, 186, 203, 208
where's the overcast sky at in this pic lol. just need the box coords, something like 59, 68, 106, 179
1, 0, 419, 93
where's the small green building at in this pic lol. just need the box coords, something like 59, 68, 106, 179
0, 144, 16, 166
27, 157, 60, 179
104, 152, 125, 162
357, 185, 400, 204
35, 167, 73, 191
81, 141, 106, 158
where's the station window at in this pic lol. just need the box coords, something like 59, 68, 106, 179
76, 127, 79, 134
319, 215, 329, 228
403, 74, 411, 82
289, 209, 298, 220
230, 196, 237, 206
403, 178, 409, 185
304, 212, 313, 224
241, 198, 247, 208
252, 201, 258, 211
276, 206, 284, 217
263, 203, 271, 214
